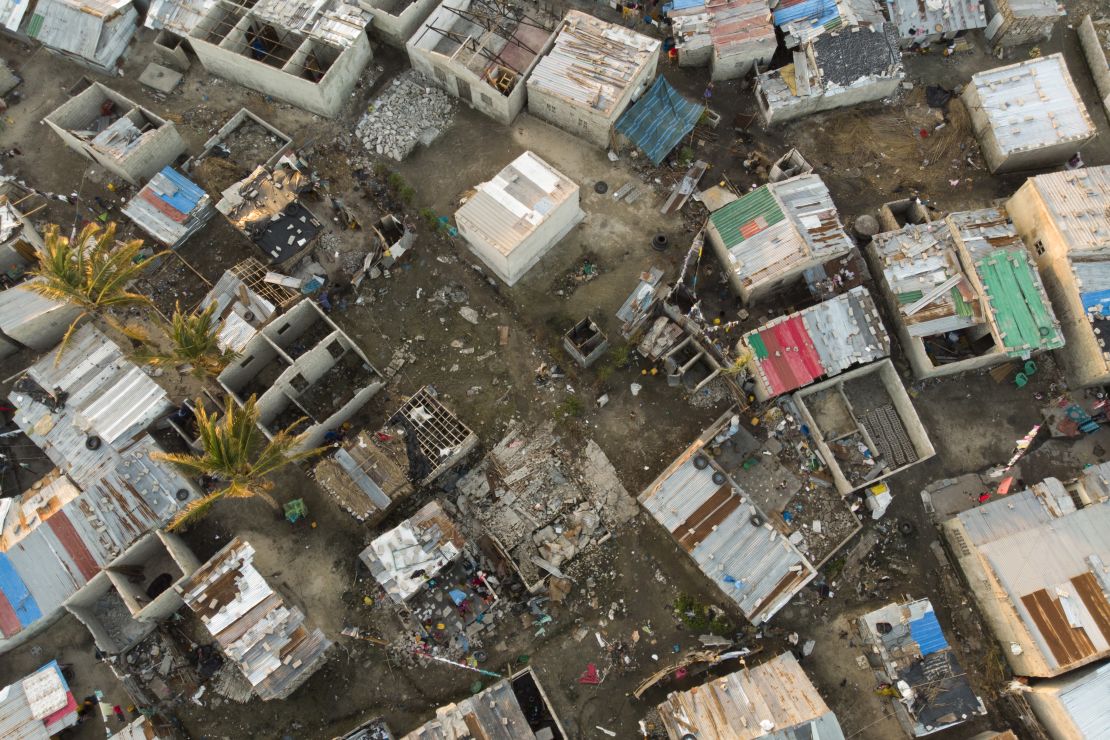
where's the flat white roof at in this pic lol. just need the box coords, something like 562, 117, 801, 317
454, 150, 578, 255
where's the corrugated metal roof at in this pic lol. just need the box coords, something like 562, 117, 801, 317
884, 0, 986, 40
973, 502, 1110, 672
24, 0, 138, 71
0, 282, 71, 338
614, 77, 702, 165
527, 10, 660, 117
0, 661, 78, 740
710, 174, 853, 291
122, 167, 212, 248
859, 599, 983, 734
359, 501, 464, 603
908, 610, 950, 655
955, 488, 1054, 546
455, 151, 578, 256
743, 286, 889, 397
656, 652, 845, 740
640, 449, 816, 623
1045, 661, 1110, 737
996, 0, 1063, 19
144, 0, 217, 34
1025, 166, 1110, 254
969, 54, 1094, 157
176, 538, 332, 700
401, 677, 536, 739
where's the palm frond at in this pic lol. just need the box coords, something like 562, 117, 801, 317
151, 394, 316, 527
167, 490, 225, 531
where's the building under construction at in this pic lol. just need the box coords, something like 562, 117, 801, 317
407, 0, 555, 125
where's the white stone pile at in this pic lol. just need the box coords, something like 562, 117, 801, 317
355, 71, 455, 161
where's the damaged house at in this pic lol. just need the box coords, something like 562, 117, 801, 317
2, 325, 203, 654
705, 174, 854, 304
342, 668, 565, 738
121, 166, 215, 249
455, 423, 637, 593
315, 385, 477, 523
455, 151, 584, 286
668, 0, 775, 81
176, 537, 332, 700
9, 0, 138, 73
963, 54, 1095, 174
216, 154, 323, 265
792, 358, 934, 495
363, 0, 437, 47
754, 23, 904, 126
884, 0, 987, 48
406, 0, 555, 125
43, 82, 187, 186
858, 598, 986, 736
197, 257, 302, 353
187, 0, 374, 117
639, 439, 819, 625
216, 297, 384, 451
739, 285, 890, 401
526, 10, 660, 149
942, 483, 1110, 677
868, 207, 1062, 380
1007, 166, 1110, 389
771, 0, 884, 47
654, 652, 845, 739
0, 199, 80, 359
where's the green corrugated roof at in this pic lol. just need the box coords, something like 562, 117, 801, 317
952, 288, 972, 318
976, 249, 1063, 354
897, 290, 923, 304
708, 186, 785, 250
748, 332, 769, 359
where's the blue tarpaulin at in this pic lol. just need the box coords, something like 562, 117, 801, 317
772, 0, 841, 29
1081, 289, 1110, 314
154, 167, 207, 215
908, 610, 950, 656
0, 551, 42, 629
615, 77, 703, 166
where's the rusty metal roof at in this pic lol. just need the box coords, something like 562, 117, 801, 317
656, 652, 844, 739
176, 538, 332, 700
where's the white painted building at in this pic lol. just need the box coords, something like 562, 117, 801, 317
455, 151, 583, 286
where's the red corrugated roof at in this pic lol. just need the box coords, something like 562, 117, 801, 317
46, 512, 100, 582
0, 590, 20, 638
141, 188, 188, 224
756, 316, 825, 395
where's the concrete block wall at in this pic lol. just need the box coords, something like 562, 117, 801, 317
190, 25, 372, 118
407, 45, 525, 125
758, 74, 902, 126
364, 0, 438, 47
706, 223, 821, 305
1080, 16, 1110, 121
985, 0, 1058, 47
154, 30, 191, 71
711, 39, 774, 81
44, 82, 185, 185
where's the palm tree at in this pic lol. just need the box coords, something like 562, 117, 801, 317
152, 395, 325, 530
135, 302, 239, 379
23, 222, 165, 361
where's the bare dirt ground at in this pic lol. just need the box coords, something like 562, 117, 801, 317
2, 2, 1110, 739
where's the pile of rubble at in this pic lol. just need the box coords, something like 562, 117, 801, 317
355, 71, 455, 161
455, 424, 637, 592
